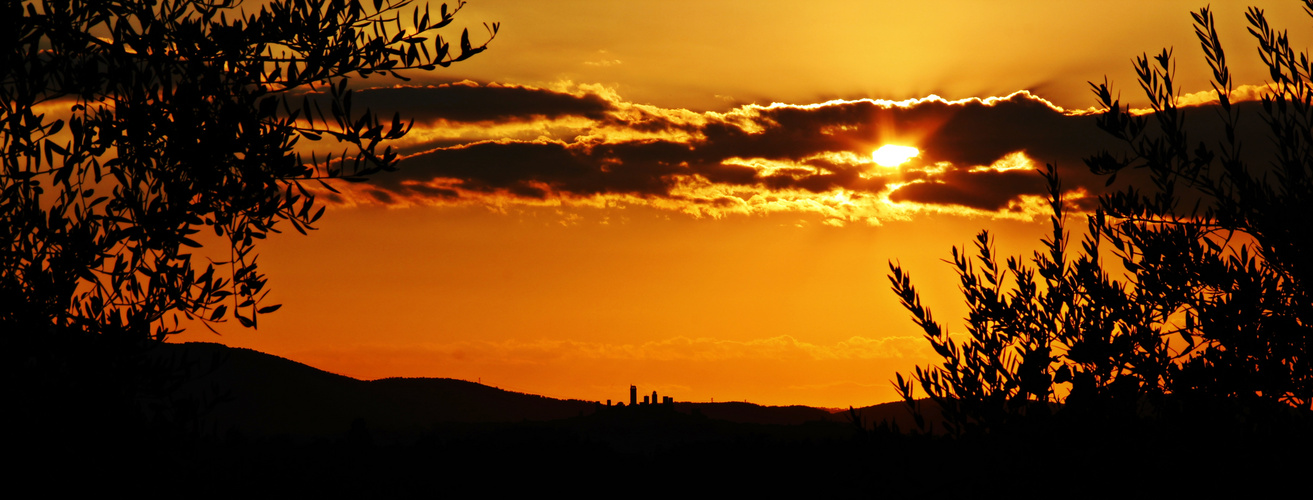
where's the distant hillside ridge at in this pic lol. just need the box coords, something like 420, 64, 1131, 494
156, 342, 929, 438
158, 342, 597, 439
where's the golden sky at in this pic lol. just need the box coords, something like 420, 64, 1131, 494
177, 0, 1306, 408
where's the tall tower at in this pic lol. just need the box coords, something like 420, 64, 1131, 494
630, 385, 637, 406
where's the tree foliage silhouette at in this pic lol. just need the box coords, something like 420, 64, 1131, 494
892, 4, 1312, 435
2, 0, 495, 343
1, 0, 496, 432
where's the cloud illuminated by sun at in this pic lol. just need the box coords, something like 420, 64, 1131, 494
872, 145, 919, 167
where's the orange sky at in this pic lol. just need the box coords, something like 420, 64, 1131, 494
175, 0, 1306, 408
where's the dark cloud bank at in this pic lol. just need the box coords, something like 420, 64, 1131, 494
333, 81, 1268, 221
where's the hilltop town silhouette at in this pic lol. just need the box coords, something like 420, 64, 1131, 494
606, 385, 672, 408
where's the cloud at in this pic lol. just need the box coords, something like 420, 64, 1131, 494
317, 81, 1261, 221
889, 154, 1048, 211
324, 80, 615, 124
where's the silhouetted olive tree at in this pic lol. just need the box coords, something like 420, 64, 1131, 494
2, 0, 495, 427
1088, 4, 1312, 414
3, 0, 495, 338
892, 3, 1312, 435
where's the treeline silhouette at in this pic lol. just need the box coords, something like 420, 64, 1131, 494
891, 4, 1312, 442
3, 0, 495, 448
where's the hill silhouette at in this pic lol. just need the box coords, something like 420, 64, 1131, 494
161, 342, 918, 440
162, 342, 598, 438
137, 342, 912, 495
11, 341, 1304, 497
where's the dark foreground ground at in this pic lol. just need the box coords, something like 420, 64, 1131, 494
9, 342, 1312, 496
14, 399, 1313, 497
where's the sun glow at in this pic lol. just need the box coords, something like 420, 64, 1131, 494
872, 145, 919, 167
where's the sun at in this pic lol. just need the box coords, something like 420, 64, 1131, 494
872, 145, 919, 167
